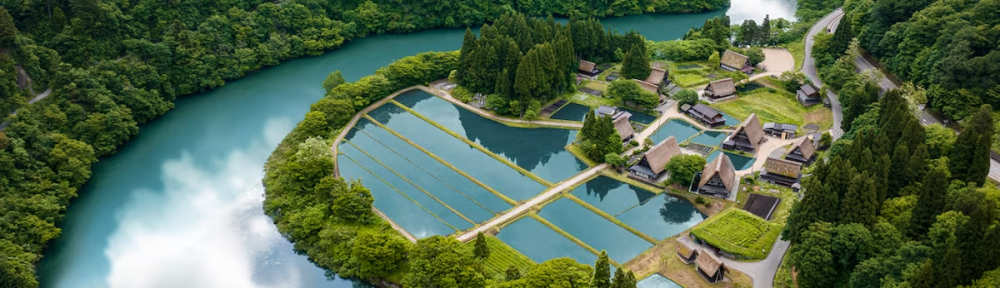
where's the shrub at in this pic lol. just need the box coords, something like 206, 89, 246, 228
665, 154, 708, 186
453, 86, 474, 102
674, 89, 698, 106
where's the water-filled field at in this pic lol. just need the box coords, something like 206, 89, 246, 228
570, 176, 706, 240
396, 91, 588, 182
538, 199, 654, 263
648, 119, 702, 144
550, 102, 592, 122
690, 131, 728, 146
638, 274, 684, 288
496, 217, 598, 265
709, 150, 756, 170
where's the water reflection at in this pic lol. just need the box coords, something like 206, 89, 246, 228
658, 196, 698, 224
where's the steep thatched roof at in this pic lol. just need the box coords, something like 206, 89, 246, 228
730, 113, 765, 145
613, 114, 636, 141
645, 67, 667, 84
579, 60, 597, 72
633, 79, 659, 94
764, 157, 802, 178
696, 250, 725, 276
707, 78, 736, 97
644, 136, 682, 175
789, 137, 816, 159
721, 50, 749, 69
699, 153, 736, 190
677, 240, 699, 259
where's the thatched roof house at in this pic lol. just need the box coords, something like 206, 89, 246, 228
720, 50, 752, 73
676, 240, 700, 264
785, 137, 817, 164
760, 157, 803, 188
579, 59, 598, 75
723, 113, 765, 153
698, 154, 736, 199
629, 136, 682, 180
696, 250, 726, 283
632, 79, 660, 95
645, 67, 667, 85
613, 112, 636, 141
705, 78, 737, 99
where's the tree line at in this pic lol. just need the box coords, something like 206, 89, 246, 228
783, 85, 1000, 287
0, 0, 731, 286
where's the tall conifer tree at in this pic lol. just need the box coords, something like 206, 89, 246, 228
909, 161, 950, 239
621, 45, 650, 80
949, 105, 993, 186
592, 250, 611, 288
839, 172, 879, 227
457, 28, 477, 85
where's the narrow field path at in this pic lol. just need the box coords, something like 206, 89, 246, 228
372, 208, 418, 243
331, 87, 419, 176
421, 83, 582, 129
455, 163, 608, 242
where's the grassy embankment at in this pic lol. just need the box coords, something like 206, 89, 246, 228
690, 208, 783, 260
712, 89, 833, 133
463, 236, 537, 281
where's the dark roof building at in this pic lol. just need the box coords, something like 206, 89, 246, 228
704, 78, 737, 99
686, 104, 726, 128
596, 105, 616, 117
763, 122, 797, 138
696, 250, 726, 283
797, 84, 821, 106
677, 240, 699, 264
785, 137, 817, 164
579, 59, 599, 76
742, 194, 781, 220
720, 50, 753, 74
722, 114, 766, 153
698, 154, 737, 199
760, 157, 803, 188
630, 136, 682, 180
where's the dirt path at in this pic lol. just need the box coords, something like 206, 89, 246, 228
736, 136, 801, 177
760, 48, 795, 75
373, 207, 417, 243
454, 163, 608, 242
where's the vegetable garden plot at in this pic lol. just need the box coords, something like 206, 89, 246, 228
690, 209, 782, 259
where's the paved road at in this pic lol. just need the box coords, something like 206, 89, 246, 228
1, 88, 52, 131
679, 235, 790, 288
454, 163, 608, 242
802, 8, 846, 139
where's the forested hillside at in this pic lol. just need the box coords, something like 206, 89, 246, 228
0, 1, 732, 287
783, 0, 1000, 287
839, 0, 1000, 120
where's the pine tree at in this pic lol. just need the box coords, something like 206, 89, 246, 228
911, 259, 936, 288
958, 198, 1000, 282
875, 153, 891, 206
908, 144, 928, 182
909, 161, 950, 239
471, 44, 499, 93
784, 176, 839, 244
830, 15, 855, 56
473, 232, 490, 260
936, 247, 963, 288
583, 108, 596, 141
900, 118, 926, 155
611, 267, 626, 288
621, 44, 651, 80
792, 222, 837, 288
839, 172, 879, 227
624, 271, 637, 288
592, 250, 612, 288
514, 49, 540, 116
504, 39, 522, 85
888, 144, 910, 198
0, 8, 16, 49
949, 105, 993, 186
495, 68, 512, 100
457, 28, 477, 85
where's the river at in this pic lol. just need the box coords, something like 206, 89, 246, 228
36, 2, 795, 287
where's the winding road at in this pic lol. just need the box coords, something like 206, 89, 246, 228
802, 8, 846, 139
0, 88, 52, 131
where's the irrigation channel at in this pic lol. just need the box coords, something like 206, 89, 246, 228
37, 2, 796, 287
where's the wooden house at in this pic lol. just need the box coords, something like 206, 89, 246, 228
629, 136, 682, 180
704, 78, 737, 99
645, 67, 668, 86
720, 50, 753, 74
763, 122, 797, 138
722, 114, 765, 153
785, 137, 816, 164
760, 157, 803, 188
697, 154, 736, 199
612, 112, 637, 142
676, 240, 700, 264
696, 250, 726, 283
686, 104, 726, 128
797, 83, 821, 106
579, 59, 599, 76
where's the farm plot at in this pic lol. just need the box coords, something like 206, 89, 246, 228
690, 209, 782, 260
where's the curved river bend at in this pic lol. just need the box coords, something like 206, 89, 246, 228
37, 2, 795, 287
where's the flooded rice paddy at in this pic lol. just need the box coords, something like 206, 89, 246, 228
708, 150, 756, 170
570, 176, 705, 240
638, 274, 684, 288
690, 131, 729, 146
549, 102, 592, 122
648, 119, 702, 144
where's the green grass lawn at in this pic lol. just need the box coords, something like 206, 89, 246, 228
673, 72, 710, 87
464, 236, 536, 281
712, 90, 833, 132
783, 39, 806, 72
570, 92, 617, 107
583, 81, 609, 92
690, 208, 782, 260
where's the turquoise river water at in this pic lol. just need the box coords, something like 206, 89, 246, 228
36, 2, 795, 287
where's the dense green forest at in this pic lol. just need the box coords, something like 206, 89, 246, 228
784, 0, 1000, 287
0, 0, 734, 287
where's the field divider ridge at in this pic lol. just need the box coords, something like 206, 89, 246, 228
528, 213, 622, 267
339, 152, 459, 231
353, 127, 497, 214
362, 114, 518, 206
387, 99, 554, 187
344, 140, 476, 225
